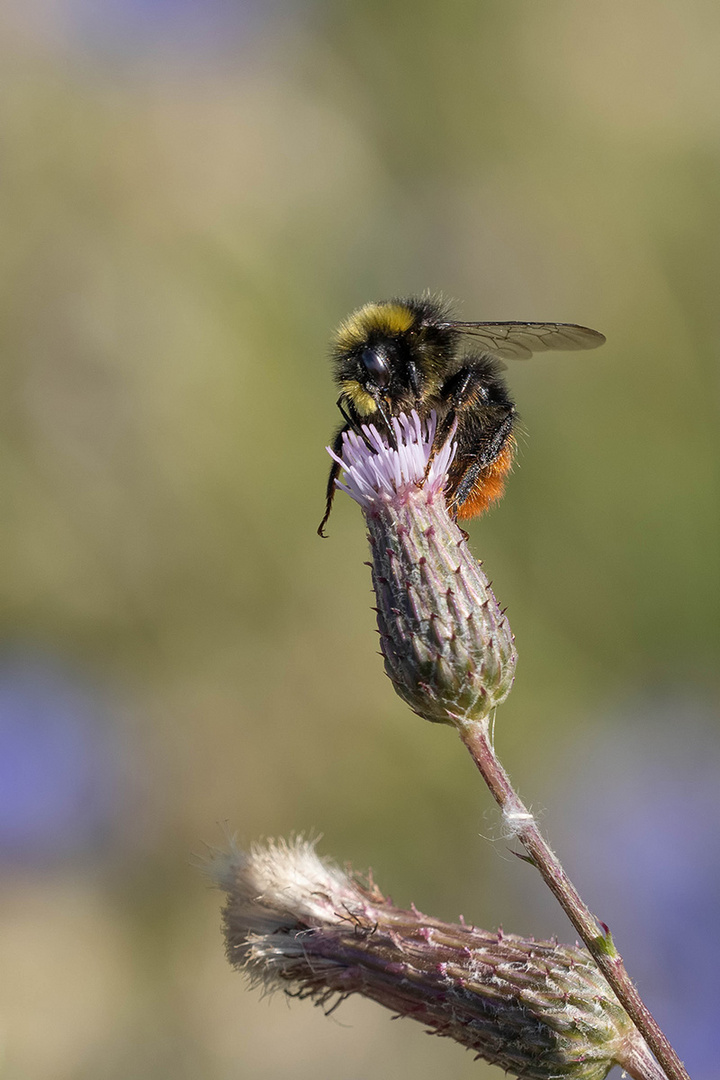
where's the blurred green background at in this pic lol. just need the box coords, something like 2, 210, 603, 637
1, 1, 719, 1077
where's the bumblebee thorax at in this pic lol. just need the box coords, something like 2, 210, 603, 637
334, 301, 417, 353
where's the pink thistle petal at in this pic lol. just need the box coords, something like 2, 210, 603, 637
327, 410, 457, 511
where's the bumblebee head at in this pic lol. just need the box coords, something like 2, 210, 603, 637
331, 298, 454, 418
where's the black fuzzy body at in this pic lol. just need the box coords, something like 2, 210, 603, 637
319, 296, 516, 535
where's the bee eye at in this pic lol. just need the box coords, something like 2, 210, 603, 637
361, 347, 390, 387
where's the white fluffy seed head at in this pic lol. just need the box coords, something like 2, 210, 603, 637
210, 837, 375, 995
213, 837, 647, 1080
210, 835, 367, 935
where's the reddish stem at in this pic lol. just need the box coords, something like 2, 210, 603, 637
456, 717, 691, 1080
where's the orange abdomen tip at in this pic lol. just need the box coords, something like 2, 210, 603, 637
455, 439, 516, 521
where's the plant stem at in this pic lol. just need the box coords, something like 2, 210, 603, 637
456, 716, 691, 1080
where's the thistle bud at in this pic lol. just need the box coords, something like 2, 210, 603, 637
214, 837, 658, 1080
328, 412, 516, 724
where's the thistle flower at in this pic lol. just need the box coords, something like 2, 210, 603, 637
214, 837, 660, 1080
327, 412, 516, 725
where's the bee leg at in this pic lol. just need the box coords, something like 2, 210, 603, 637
420, 407, 459, 485
479, 409, 515, 466
317, 426, 348, 537
448, 410, 515, 518
420, 372, 481, 487
376, 399, 397, 447
450, 460, 485, 510
337, 397, 358, 431
317, 459, 341, 538
336, 396, 392, 452
436, 365, 500, 443
458, 410, 515, 494
420, 369, 485, 483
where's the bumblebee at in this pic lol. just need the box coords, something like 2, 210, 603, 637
318, 295, 605, 536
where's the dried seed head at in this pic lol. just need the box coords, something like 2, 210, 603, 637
328, 412, 516, 724
213, 837, 653, 1080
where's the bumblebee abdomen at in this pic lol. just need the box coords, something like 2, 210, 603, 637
451, 437, 516, 521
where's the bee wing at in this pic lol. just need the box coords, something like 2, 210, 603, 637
439, 321, 606, 360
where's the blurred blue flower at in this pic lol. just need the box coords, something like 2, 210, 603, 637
557, 697, 720, 1080
0, 651, 131, 866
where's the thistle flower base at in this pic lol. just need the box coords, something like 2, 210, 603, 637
367, 492, 516, 725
